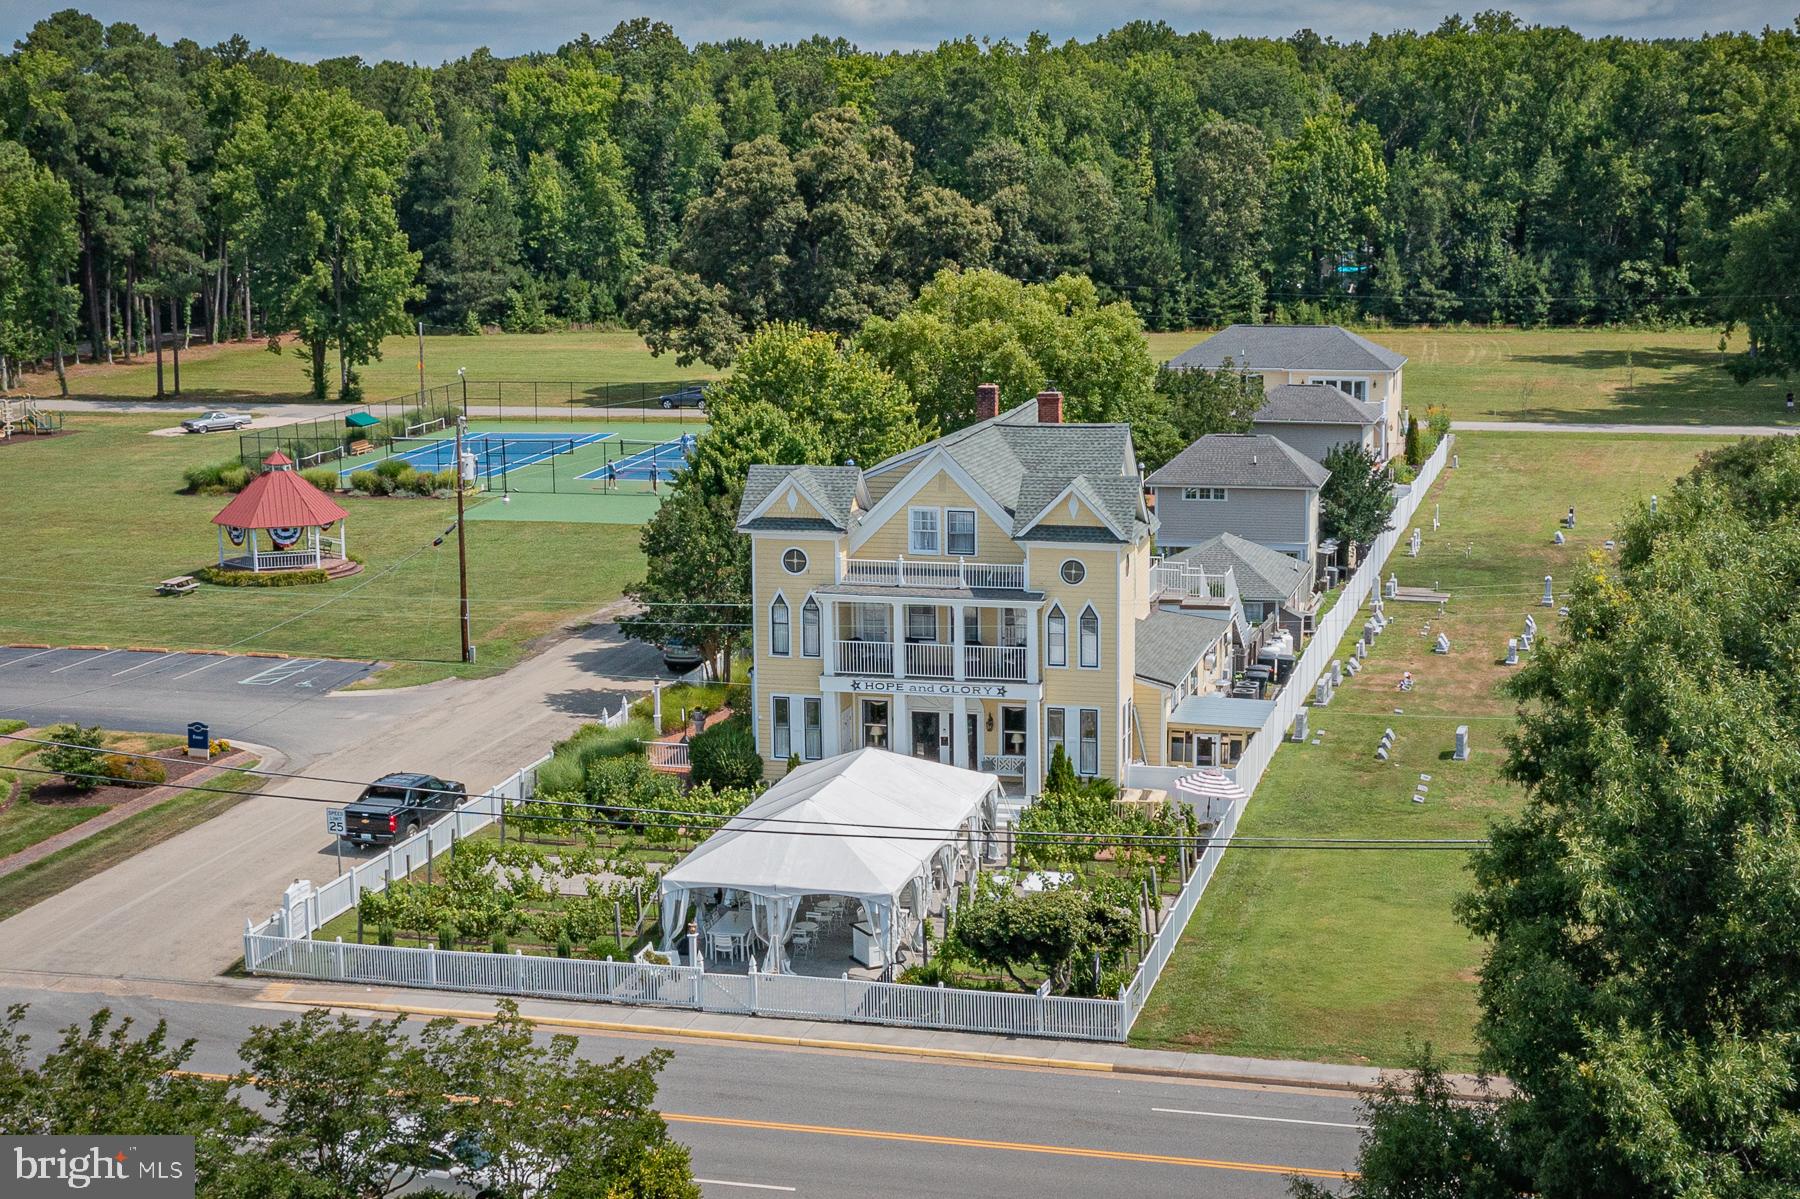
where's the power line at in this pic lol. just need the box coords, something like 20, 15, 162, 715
0, 736, 1490, 851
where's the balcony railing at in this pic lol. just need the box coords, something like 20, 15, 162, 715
904, 641, 955, 679
1150, 560, 1241, 611
842, 557, 1026, 590
835, 640, 894, 676
964, 644, 1028, 682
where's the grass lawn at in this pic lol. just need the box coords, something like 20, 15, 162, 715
55, 330, 711, 406
0, 415, 651, 685
0, 731, 183, 859
1130, 430, 1734, 1068
0, 766, 260, 922
1149, 325, 1790, 426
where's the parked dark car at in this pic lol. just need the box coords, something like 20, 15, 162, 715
339, 772, 466, 845
654, 384, 706, 409
661, 638, 704, 673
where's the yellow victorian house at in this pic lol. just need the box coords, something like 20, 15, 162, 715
735, 386, 1277, 796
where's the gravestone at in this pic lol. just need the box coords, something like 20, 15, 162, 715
1432, 503, 1441, 532
1434, 633, 1451, 654
1553, 530, 1565, 546
1375, 745, 1389, 761
1408, 528, 1422, 557
1344, 657, 1360, 676
1356, 638, 1369, 661
1453, 454, 1459, 469
1524, 614, 1537, 637
1315, 677, 1331, 706
1542, 575, 1554, 607
1651, 494, 1658, 513
1505, 638, 1519, 666
1330, 659, 1343, 687
1604, 539, 1616, 551
1291, 709, 1309, 742
1453, 725, 1470, 761
1385, 574, 1399, 599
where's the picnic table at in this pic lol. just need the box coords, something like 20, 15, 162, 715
156, 575, 198, 597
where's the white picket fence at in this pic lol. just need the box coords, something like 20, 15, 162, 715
1116, 434, 1454, 1029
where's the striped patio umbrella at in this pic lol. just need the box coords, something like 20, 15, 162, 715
1173, 768, 1247, 824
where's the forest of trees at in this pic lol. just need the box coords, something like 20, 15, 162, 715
3, 9, 1799, 395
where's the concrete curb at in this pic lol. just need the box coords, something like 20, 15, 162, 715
264, 993, 1448, 1096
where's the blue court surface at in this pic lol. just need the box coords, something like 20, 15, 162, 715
577, 436, 695, 481
341, 430, 613, 479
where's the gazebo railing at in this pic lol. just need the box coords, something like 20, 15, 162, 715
224, 549, 319, 571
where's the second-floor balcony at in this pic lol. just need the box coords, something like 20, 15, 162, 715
841, 556, 1027, 591
831, 638, 1032, 683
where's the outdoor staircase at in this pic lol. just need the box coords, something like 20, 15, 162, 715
995, 793, 1030, 828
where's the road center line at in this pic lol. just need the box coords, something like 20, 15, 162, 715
114, 652, 181, 676
0, 648, 58, 669
1151, 1106, 1368, 1130
661, 1112, 1354, 1180
50, 649, 119, 673
694, 1181, 796, 1193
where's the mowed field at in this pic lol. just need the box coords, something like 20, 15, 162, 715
56, 329, 713, 406
1130, 430, 1732, 1068
30, 324, 1789, 428
0, 415, 656, 687
1150, 325, 1791, 425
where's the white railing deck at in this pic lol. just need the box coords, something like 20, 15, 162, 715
903, 641, 955, 679
646, 741, 691, 771
843, 557, 1027, 591
834, 639, 895, 676
223, 549, 321, 571
964, 644, 1028, 682
1149, 561, 1241, 612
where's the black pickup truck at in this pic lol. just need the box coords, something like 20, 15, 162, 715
339, 772, 466, 845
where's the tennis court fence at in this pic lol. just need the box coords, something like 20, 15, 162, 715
236, 378, 712, 471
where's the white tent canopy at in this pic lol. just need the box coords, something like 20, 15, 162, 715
658, 748, 1000, 972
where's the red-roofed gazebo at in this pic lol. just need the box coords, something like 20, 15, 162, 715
211, 453, 354, 575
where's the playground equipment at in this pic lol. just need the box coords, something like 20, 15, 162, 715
0, 395, 61, 439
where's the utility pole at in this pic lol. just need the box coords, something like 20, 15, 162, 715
454, 411, 473, 664
458, 365, 468, 422
417, 321, 425, 406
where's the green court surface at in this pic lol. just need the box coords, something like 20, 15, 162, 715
338, 418, 699, 524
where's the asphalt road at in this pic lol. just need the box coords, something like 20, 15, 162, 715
0, 619, 659, 980
0, 983, 1363, 1198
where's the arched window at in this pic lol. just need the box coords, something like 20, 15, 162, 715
1046, 604, 1067, 667
801, 597, 821, 658
1079, 605, 1100, 668
770, 594, 791, 656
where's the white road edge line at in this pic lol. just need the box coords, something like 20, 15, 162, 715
171, 657, 232, 680
0, 648, 58, 668
50, 649, 120, 673
114, 651, 181, 676
1151, 1107, 1368, 1131
694, 1181, 797, 1193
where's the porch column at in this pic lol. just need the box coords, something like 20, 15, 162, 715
822, 693, 841, 758
250, 529, 259, 571
822, 601, 838, 677
216, 525, 224, 568
893, 691, 910, 755
310, 525, 321, 567
951, 694, 968, 768
953, 602, 967, 681
1025, 701, 1041, 797
1023, 605, 1039, 683
340, 518, 348, 561
891, 600, 906, 679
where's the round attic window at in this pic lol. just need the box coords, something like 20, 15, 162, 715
1060, 559, 1086, 586
782, 547, 809, 574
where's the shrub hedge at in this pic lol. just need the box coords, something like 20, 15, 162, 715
195, 565, 331, 587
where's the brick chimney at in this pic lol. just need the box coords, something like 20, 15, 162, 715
975, 382, 1000, 423
1036, 387, 1064, 425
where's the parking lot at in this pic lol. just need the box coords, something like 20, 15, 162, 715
0, 646, 388, 760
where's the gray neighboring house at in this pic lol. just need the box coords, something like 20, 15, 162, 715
1144, 434, 1330, 566
1171, 532, 1318, 640
1169, 324, 1407, 457
1251, 383, 1387, 464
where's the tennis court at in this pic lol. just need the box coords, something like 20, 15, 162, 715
339, 428, 615, 480
577, 433, 696, 483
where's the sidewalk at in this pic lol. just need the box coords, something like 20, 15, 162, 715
247, 976, 1494, 1097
